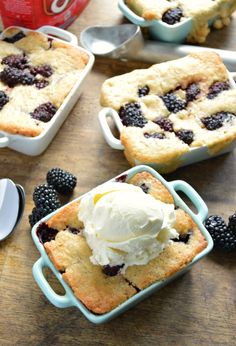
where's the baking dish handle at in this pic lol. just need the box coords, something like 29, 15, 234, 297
169, 180, 208, 223
33, 257, 73, 308
118, 0, 152, 27
98, 108, 124, 150
0, 135, 9, 148
37, 25, 78, 45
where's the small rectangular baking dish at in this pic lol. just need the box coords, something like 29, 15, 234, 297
118, 0, 235, 43
0, 25, 94, 156
98, 72, 236, 174
32, 165, 213, 324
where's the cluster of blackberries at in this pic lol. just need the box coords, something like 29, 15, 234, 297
204, 213, 236, 251
29, 168, 77, 227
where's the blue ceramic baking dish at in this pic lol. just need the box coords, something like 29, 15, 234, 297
118, 0, 231, 43
32, 165, 213, 324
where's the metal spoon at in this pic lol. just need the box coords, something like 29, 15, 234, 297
80, 24, 236, 72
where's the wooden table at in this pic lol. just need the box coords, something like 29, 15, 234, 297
0, 1, 235, 345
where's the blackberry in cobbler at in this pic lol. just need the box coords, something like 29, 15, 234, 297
186, 83, 200, 102
201, 112, 234, 130
173, 231, 192, 244
0, 91, 9, 110
3, 31, 25, 43
155, 117, 174, 132
47, 168, 77, 195
34, 79, 49, 89
36, 222, 58, 243
0, 67, 22, 87
175, 129, 194, 145
30, 102, 57, 123
1, 54, 29, 70
30, 64, 53, 78
21, 71, 35, 86
138, 85, 150, 97
207, 81, 230, 99
119, 102, 148, 128
162, 8, 183, 25
144, 132, 165, 139
103, 264, 124, 276
140, 183, 149, 194
160, 93, 186, 113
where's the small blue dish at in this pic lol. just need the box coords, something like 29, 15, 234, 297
32, 165, 213, 324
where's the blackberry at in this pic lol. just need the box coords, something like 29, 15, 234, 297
3, 31, 25, 43
160, 93, 186, 113
228, 213, 236, 235
115, 174, 127, 183
175, 129, 194, 145
205, 215, 236, 251
162, 8, 183, 25
0, 91, 9, 110
29, 207, 49, 227
173, 232, 192, 244
68, 227, 80, 234
0, 67, 22, 87
34, 79, 49, 89
30, 102, 57, 123
144, 132, 165, 139
30, 64, 53, 78
155, 117, 174, 132
201, 111, 234, 130
33, 184, 61, 209
21, 71, 35, 85
138, 85, 150, 97
207, 81, 230, 99
36, 222, 58, 243
140, 183, 149, 194
119, 102, 148, 128
186, 83, 200, 103
1, 54, 29, 69
103, 264, 124, 276
47, 168, 77, 194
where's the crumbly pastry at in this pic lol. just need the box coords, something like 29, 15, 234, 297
39, 171, 207, 314
100, 52, 236, 172
0, 28, 88, 137
125, 0, 236, 43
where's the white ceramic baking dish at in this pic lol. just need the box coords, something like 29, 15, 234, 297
0, 25, 94, 156
32, 165, 213, 324
98, 72, 236, 173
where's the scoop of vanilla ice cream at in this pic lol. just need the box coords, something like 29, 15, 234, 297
78, 182, 178, 271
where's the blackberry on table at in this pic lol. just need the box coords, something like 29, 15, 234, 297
1, 54, 29, 70
186, 83, 200, 102
175, 129, 194, 145
0, 91, 9, 110
207, 81, 230, 99
205, 215, 236, 251
138, 85, 150, 97
155, 117, 174, 132
47, 168, 77, 194
3, 31, 25, 43
30, 102, 57, 122
29, 207, 49, 227
33, 184, 61, 209
201, 112, 234, 130
162, 8, 183, 25
160, 93, 186, 113
119, 102, 148, 128
228, 212, 236, 235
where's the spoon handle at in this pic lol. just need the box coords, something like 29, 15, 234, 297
128, 41, 236, 71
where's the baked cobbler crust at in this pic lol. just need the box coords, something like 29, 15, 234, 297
41, 171, 207, 314
0, 28, 89, 137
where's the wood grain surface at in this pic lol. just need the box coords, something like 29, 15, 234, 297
0, 1, 235, 345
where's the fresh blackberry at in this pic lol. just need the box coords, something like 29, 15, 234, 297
207, 81, 230, 99
1, 54, 29, 69
0, 91, 9, 110
144, 132, 165, 139
29, 207, 49, 227
46, 168, 77, 194
36, 222, 58, 243
201, 111, 234, 130
155, 117, 174, 132
103, 264, 124, 276
0, 67, 22, 87
160, 93, 186, 113
205, 215, 236, 251
162, 8, 183, 25
30, 102, 57, 123
228, 213, 236, 235
30, 64, 53, 77
33, 184, 61, 209
186, 83, 200, 102
119, 102, 148, 128
175, 129, 194, 145
3, 31, 25, 43
138, 85, 150, 97
34, 79, 49, 89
